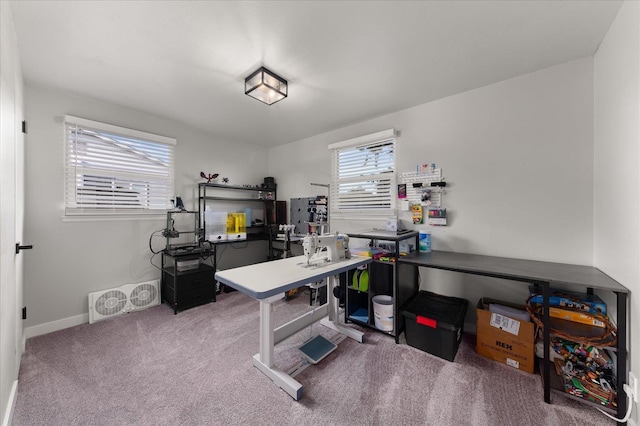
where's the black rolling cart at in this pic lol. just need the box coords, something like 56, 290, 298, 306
160, 210, 216, 314
161, 250, 216, 314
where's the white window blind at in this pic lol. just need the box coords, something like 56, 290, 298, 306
64, 116, 176, 216
329, 129, 397, 218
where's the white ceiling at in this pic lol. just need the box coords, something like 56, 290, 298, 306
9, 1, 622, 148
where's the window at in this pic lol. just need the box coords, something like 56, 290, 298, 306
329, 129, 397, 218
64, 115, 176, 217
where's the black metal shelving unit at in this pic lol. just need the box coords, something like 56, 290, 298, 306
197, 182, 277, 290
344, 230, 420, 342
160, 210, 216, 313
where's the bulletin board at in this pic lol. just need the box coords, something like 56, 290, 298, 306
400, 170, 444, 207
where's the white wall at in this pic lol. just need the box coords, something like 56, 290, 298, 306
23, 85, 270, 332
594, 1, 640, 423
270, 58, 595, 311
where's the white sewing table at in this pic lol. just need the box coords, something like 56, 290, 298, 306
214, 255, 372, 400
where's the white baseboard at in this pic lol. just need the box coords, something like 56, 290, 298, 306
24, 313, 89, 339
2, 380, 17, 426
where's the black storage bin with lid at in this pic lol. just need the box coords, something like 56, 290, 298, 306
401, 290, 468, 361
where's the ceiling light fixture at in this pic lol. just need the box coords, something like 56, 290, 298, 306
244, 66, 288, 105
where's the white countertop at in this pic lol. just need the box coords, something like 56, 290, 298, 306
214, 255, 371, 299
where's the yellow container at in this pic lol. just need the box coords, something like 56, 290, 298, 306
227, 212, 247, 240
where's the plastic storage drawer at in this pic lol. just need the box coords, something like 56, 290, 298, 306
162, 268, 215, 311
401, 290, 468, 361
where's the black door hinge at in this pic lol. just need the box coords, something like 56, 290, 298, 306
22, 121, 27, 134
22, 307, 27, 320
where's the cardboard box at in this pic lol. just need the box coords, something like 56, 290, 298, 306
476, 298, 535, 373
548, 307, 606, 328
528, 288, 606, 314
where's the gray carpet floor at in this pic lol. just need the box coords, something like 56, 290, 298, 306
13, 290, 614, 425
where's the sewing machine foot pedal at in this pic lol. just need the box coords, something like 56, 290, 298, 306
298, 335, 337, 364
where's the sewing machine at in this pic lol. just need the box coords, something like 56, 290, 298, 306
303, 233, 351, 266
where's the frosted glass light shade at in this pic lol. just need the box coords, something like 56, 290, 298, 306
245, 67, 288, 105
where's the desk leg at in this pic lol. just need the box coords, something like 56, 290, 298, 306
542, 283, 550, 404
616, 291, 627, 420
320, 275, 365, 343
252, 296, 303, 401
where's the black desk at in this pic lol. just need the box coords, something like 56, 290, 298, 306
397, 250, 629, 418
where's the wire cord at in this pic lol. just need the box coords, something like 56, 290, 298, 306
597, 384, 632, 422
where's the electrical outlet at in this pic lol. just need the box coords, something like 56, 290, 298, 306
630, 372, 638, 403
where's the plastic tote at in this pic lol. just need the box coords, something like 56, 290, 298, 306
401, 291, 468, 361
